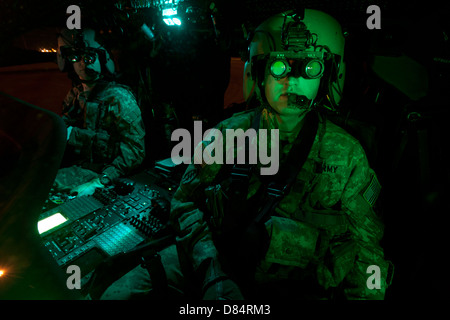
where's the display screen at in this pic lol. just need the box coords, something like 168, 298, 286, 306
37, 213, 68, 234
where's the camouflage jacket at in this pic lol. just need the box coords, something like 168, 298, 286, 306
171, 108, 391, 299
62, 81, 146, 181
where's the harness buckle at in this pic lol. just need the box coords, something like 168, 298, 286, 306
266, 182, 288, 198
230, 165, 253, 182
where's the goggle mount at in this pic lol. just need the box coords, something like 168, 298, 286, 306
281, 12, 313, 52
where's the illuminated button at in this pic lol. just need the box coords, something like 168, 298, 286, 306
37, 213, 68, 234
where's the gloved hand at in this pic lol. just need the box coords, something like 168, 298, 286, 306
67, 126, 73, 141
201, 258, 244, 300
53, 166, 99, 192
70, 177, 104, 197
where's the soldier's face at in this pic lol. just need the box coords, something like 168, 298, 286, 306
264, 73, 320, 114
73, 52, 101, 81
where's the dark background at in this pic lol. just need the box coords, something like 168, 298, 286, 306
1, 0, 449, 300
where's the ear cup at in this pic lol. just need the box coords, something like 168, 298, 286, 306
96, 50, 115, 75
244, 57, 267, 103
330, 60, 345, 106
240, 30, 254, 63
57, 35, 69, 72
243, 61, 253, 101
57, 51, 67, 72
101, 50, 115, 74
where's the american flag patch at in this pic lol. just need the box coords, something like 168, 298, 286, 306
363, 175, 381, 207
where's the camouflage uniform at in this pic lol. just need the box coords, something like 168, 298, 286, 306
100, 107, 391, 300
55, 81, 146, 190
170, 107, 391, 300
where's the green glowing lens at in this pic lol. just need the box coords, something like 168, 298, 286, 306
68, 55, 79, 62
83, 53, 96, 64
305, 60, 323, 78
271, 60, 287, 77
67, 51, 96, 64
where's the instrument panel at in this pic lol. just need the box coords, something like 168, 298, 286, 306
38, 168, 178, 289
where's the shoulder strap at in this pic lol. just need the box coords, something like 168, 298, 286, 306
226, 112, 262, 219
273, 110, 319, 188
227, 110, 319, 224
254, 110, 319, 224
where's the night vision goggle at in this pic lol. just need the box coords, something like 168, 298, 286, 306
257, 51, 327, 80
60, 47, 101, 64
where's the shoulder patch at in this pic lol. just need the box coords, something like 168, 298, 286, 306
363, 175, 381, 207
